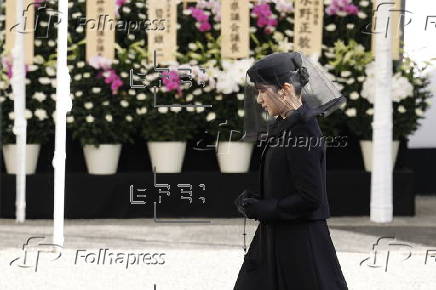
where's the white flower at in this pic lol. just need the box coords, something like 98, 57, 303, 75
341, 71, 352, 78
136, 107, 147, 115
345, 108, 356, 117
137, 94, 146, 100
416, 108, 424, 116
186, 94, 194, 101
358, 12, 367, 19
129, 89, 135, 95
46, 67, 56, 76
25, 109, 33, 119
215, 95, 223, 101
121, 72, 129, 78
193, 88, 202, 95
366, 108, 374, 115
86, 115, 95, 123
125, 115, 133, 122
66, 116, 74, 123
325, 24, 336, 31
206, 112, 216, 122
188, 43, 197, 50
346, 24, 355, 30
34, 109, 48, 121
74, 74, 82, 81
77, 61, 85, 68
0, 96, 5, 103
76, 91, 83, 97
102, 100, 110, 105
122, 6, 131, 13
105, 114, 113, 122
238, 109, 245, 118
84, 102, 93, 110
158, 107, 168, 113
92, 87, 101, 94
39, 77, 51, 84
33, 92, 47, 102
186, 106, 195, 112
349, 92, 359, 100
170, 106, 182, 112
196, 106, 205, 113
346, 78, 355, 85
357, 76, 365, 82
83, 72, 91, 78
9, 112, 15, 120
360, 1, 370, 7
398, 105, 406, 113
120, 100, 129, 107
48, 40, 55, 47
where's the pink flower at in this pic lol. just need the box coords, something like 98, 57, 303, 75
325, 0, 360, 16
267, 18, 278, 27
256, 16, 269, 27
199, 21, 212, 31
162, 70, 182, 95
191, 8, 209, 23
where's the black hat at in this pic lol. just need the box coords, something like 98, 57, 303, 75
247, 52, 303, 85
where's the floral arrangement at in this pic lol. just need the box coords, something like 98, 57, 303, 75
360, 57, 433, 140
0, 61, 56, 145
137, 61, 215, 142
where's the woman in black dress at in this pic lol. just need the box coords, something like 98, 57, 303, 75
233, 52, 348, 290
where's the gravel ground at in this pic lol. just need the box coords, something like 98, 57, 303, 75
1, 196, 436, 290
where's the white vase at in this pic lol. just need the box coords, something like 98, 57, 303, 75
216, 141, 255, 173
83, 144, 122, 174
359, 140, 400, 172
147, 141, 186, 173
2, 144, 41, 174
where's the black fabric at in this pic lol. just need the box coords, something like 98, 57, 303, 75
233, 103, 347, 290
234, 220, 348, 290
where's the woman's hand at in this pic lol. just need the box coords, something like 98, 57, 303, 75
242, 198, 279, 221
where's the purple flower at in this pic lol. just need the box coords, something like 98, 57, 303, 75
190, 8, 209, 23
162, 70, 182, 95
103, 69, 123, 94
199, 21, 212, 32
325, 0, 360, 16
252, 4, 272, 18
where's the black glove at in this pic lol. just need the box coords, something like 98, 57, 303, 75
242, 197, 279, 222
234, 189, 260, 217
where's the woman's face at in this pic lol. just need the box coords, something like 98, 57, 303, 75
256, 83, 294, 117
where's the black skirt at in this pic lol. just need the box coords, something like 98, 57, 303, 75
233, 219, 348, 290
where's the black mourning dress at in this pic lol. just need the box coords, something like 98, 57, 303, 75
233, 101, 348, 290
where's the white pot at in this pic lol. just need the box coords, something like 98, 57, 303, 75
216, 141, 255, 173
83, 144, 122, 174
147, 141, 186, 173
359, 140, 400, 172
2, 144, 41, 174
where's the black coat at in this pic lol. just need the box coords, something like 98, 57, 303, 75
234, 102, 348, 290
